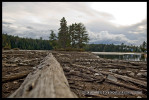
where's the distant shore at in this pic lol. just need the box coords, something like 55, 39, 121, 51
92, 52, 146, 55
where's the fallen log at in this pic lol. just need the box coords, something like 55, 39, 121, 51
9, 53, 77, 98
100, 71, 147, 88
101, 63, 126, 69
2, 71, 30, 83
105, 79, 146, 92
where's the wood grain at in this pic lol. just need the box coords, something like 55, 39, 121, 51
8, 53, 78, 98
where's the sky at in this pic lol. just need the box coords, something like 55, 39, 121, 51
2, 2, 147, 46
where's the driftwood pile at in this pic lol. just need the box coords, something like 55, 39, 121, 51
52, 51, 147, 98
2, 50, 147, 98
2, 50, 49, 98
8, 53, 77, 98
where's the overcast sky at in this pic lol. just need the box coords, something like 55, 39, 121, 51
2, 2, 147, 46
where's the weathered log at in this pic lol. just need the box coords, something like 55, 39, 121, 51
9, 53, 77, 98
101, 63, 126, 69
105, 79, 143, 91
100, 71, 147, 88
2, 71, 30, 83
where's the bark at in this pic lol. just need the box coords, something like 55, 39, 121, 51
8, 53, 77, 98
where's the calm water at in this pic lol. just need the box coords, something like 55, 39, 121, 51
92, 52, 147, 61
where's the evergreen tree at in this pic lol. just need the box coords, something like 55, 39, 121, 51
69, 23, 76, 48
49, 30, 57, 41
58, 17, 70, 48
49, 30, 58, 49
2, 33, 52, 50
75, 23, 89, 48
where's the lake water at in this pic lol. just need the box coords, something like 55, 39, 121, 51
92, 52, 147, 61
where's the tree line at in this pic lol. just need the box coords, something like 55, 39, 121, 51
2, 33, 52, 50
84, 42, 147, 52
2, 33, 147, 53
2, 17, 147, 52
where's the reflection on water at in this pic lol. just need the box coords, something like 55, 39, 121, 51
98, 54, 147, 61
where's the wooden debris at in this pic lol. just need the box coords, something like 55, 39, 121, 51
100, 71, 147, 88
8, 53, 78, 98
105, 79, 143, 91
2, 71, 30, 83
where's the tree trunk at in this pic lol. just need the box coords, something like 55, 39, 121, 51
9, 53, 77, 98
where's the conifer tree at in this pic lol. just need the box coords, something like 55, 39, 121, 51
49, 30, 58, 49
58, 17, 70, 48
75, 23, 89, 48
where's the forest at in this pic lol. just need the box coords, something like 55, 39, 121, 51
2, 33, 147, 53
2, 33, 52, 50
84, 43, 142, 52
2, 17, 147, 52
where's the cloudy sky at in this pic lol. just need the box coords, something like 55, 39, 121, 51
2, 2, 147, 46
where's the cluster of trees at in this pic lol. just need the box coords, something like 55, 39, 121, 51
2, 33, 147, 53
2, 33, 52, 50
84, 43, 143, 52
2, 17, 89, 51
49, 17, 89, 49
2, 17, 147, 53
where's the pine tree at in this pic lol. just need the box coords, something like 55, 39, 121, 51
49, 30, 58, 49
58, 17, 70, 48
49, 30, 57, 41
75, 23, 89, 49
69, 23, 76, 48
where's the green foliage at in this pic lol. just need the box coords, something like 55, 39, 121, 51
49, 30, 57, 41
69, 23, 89, 49
2, 33, 52, 50
58, 17, 89, 50
84, 43, 141, 52
49, 30, 58, 49
58, 17, 70, 48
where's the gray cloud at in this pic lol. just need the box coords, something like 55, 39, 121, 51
26, 26, 33, 29
2, 2, 146, 46
3, 21, 12, 25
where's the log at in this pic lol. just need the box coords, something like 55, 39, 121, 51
105, 79, 147, 95
8, 53, 78, 98
71, 64, 147, 88
2, 71, 30, 83
100, 71, 147, 88
105, 79, 143, 91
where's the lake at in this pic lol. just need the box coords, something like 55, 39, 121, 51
92, 52, 147, 61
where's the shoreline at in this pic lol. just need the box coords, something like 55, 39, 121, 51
2, 50, 147, 98
92, 52, 146, 55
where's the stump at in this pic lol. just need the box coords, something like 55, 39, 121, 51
9, 53, 78, 98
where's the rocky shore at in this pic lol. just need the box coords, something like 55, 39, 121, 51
2, 50, 147, 98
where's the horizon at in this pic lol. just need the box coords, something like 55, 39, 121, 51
2, 33, 144, 47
